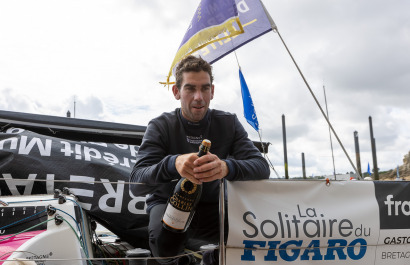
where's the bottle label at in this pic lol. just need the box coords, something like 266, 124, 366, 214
162, 204, 190, 230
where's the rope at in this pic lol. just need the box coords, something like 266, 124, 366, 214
0, 177, 166, 185
0, 250, 208, 262
0, 218, 55, 243
0, 242, 401, 263
258, 130, 280, 178
6, 198, 57, 204
55, 207, 81, 232
323, 85, 337, 179
1, 197, 89, 257
66, 197, 89, 257
0, 251, 40, 259
274, 28, 359, 178
0, 209, 47, 230
222, 243, 393, 253
60, 215, 93, 265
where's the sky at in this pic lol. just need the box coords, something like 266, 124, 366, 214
1, 0, 409, 178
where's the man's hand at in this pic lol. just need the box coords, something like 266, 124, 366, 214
175, 152, 229, 184
193, 152, 229, 183
175, 153, 201, 184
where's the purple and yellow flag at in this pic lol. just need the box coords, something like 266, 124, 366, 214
166, 0, 244, 84
164, 0, 276, 85
194, 0, 276, 64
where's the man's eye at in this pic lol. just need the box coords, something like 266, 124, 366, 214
183, 86, 194, 91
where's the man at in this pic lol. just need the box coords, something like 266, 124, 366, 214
131, 55, 270, 265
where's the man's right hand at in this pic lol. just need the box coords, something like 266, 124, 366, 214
175, 153, 201, 184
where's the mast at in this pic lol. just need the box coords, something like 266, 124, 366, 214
354, 131, 362, 179
323, 85, 336, 179
369, 116, 379, 180
282, 114, 289, 179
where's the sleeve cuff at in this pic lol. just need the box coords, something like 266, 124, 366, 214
167, 155, 179, 177
224, 159, 236, 180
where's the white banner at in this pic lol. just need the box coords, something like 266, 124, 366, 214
227, 180, 410, 264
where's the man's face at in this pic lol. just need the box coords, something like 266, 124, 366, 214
172, 71, 214, 123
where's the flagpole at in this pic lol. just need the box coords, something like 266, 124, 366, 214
258, 0, 359, 177
274, 29, 359, 178
219, 178, 225, 265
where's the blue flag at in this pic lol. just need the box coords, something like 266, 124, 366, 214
166, 0, 244, 84
367, 162, 372, 176
239, 68, 259, 131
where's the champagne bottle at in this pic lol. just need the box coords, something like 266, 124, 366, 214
162, 139, 211, 232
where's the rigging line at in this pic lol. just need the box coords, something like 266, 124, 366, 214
66, 197, 89, 257
258, 130, 280, 178
105, 242, 126, 256
219, 242, 399, 251
104, 244, 125, 265
0, 209, 47, 230
93, 243, 108, 262
60, 215, 87, 249
0, 218, 55, 243
0, 123, 10, 131
93, 230, 114, 261
1, 242, 388, 263
0, 178, 165, 185
60, 216, 93, 265
233, 50, 241, 69
6, 198, 57, 204
323, 84, 336, 179
100, 244, 119, 263
274, 29, 359, 177
55, 207, 83, 240
0, 250, 210, 262
0, 251, 40, 259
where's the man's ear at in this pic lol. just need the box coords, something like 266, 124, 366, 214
211, 84, 215, 100
172, 85, 180, 100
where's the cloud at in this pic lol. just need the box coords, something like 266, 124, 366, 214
0, 88, 42, 113
1, 0, 409, 178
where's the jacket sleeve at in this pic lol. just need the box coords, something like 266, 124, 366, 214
223, 115, 270, 181
130, 120, 179, 185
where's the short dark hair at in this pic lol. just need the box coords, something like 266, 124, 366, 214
175, 55, 214, 89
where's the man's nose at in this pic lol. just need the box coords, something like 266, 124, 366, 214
193, 90, 203, 101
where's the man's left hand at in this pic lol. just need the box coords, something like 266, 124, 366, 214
193, 152, 229, 182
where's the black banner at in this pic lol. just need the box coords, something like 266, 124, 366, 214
0, 127, 150, 247
374, 181, 410, 229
